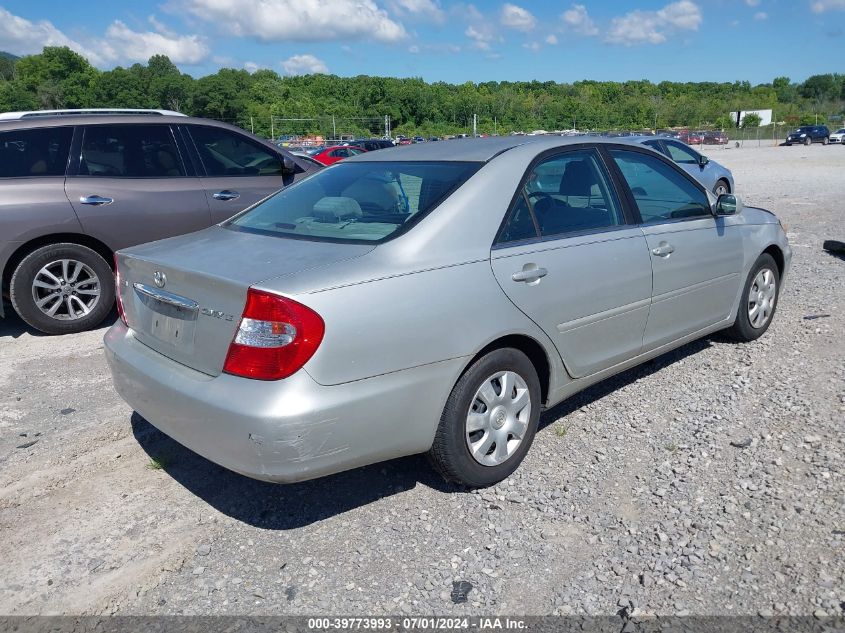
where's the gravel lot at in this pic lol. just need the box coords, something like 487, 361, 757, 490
1, 143, 843, 617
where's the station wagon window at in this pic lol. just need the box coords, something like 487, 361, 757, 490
0, 127, 72, 178
189, 125, 282, 177
610, 149, 710, 223
663, 140, 699, 164
227, 161, 480, 243
79, 125, 185, 178
500, 149, 623, 242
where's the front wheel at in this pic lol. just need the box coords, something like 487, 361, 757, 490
805, 136, 812, 146
428, 348, 541, 487
822, 137, 829, 145
724, 253, 780, 342
10, 243, 114, 335
713, 179, 730, 196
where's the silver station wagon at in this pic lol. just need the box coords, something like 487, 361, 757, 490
105, 136, 791, 487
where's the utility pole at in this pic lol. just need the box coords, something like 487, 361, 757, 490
473, 113, 477, 137
270, 116, 274, 140
250, 116, 254, 134
494, 117, 498, 136
332, 115, 337, 140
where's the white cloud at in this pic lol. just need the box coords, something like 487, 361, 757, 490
500, 3, 536, 31
546, 34, 558, 45
606, 1, 702, 46
753, 11, 768, 19
101, 21, 209, 65
561, 4, 599, 36
465, 24, 495, 50
182, 0, 406, 43
811, 0, 845, 11
522, 41, 541, 51
281, 54, 328, 75
390, 0, 444, 22
0, 8, 104, 65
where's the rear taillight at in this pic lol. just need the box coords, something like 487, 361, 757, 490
114, 254, 128, 327
223, 288, 325, 380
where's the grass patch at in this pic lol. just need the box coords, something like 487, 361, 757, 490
555, 425, 569, 438
146, 455, 172, 470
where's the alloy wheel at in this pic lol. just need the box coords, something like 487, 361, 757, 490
31, 259, 101, 321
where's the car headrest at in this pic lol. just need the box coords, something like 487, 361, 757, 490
313, 197, 363, 223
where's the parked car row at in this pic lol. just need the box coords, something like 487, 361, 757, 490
784, 125, 842, 146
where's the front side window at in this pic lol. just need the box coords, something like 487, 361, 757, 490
0, 127, 73, 178
190, 126, 282, 177
79, 125, 185, 178
610, 149, 710, 223
506, 149, 623, 239
227, 161, 480, 243
663, 141, 699, 164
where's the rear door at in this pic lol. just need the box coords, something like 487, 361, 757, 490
491, 147, 653, 379
607, 147, 743, 349
65, 123, 210, 250
184, 124, 306, 224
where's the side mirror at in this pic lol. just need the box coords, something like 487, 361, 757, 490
698, 154, 710, 167
714, 193, 742, 216
282, 155, 296, 174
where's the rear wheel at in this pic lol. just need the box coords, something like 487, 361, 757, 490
428, 348, 541, 487
805, 136, 812, 146
724, 253, 780, 342
713, 179, 730, 196
822, 137, 829, 145
10, 243, 114, 335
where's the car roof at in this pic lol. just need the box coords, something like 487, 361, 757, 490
346, 134, 655, 162
0, 114, 239, 131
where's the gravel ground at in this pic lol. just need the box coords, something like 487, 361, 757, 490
0, 144, 843, 617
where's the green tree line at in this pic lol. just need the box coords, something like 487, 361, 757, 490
1, 47, 843, 138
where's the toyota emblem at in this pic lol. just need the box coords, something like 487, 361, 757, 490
153, 271, 166, 288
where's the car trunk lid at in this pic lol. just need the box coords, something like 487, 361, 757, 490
117, 226, 374, 376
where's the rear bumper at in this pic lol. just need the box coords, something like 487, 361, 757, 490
104, 322, 465, 483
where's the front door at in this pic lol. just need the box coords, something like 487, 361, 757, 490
491, 148, 653, 379
184, 125, 299, 224
607, 147, 743, 350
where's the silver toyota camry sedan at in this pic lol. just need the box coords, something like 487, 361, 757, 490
105, 136, 791, 488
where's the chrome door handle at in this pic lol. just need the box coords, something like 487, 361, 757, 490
512, 267, 548, 283
651, 243, 675, 257
79, 195, 113, 206
212, 190, 240, 201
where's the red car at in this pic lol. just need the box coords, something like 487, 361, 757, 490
311, 145, 366, 165
677, 130, 704, 145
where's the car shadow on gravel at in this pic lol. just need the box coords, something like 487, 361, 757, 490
131, 336, 714, 529
131, 413, 459, 529
538, 337, 712, 428
0, 308, 118, 339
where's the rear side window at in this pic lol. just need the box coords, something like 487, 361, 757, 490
0, 127, 72, 178
189, 125, 282, 177
79, 125, 185, 178
500, 149, 623, 241
227, 161, 480, 243
610, 149, 710, 223
663, 141, 699, 164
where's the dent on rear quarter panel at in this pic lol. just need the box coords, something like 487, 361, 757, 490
299, 261, 540, 386
248, 417, 347, 475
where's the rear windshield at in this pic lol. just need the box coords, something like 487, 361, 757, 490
226, 161, 481, 243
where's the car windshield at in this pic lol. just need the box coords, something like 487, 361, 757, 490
226, 161, 481, 243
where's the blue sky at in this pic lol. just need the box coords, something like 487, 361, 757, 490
0, 0, 843, 84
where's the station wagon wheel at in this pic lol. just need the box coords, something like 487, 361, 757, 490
10, 243, 115, 335
724, 253, 780, 342
429, 348, 541, 487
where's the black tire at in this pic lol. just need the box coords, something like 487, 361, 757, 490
805, 136, 812, 146
724, 253, 780, 343
713, 179, 731, 196
822, 137, 829, 145
428, 348, 541, 487
785, 142, 791, 146
10, 243, 114, 335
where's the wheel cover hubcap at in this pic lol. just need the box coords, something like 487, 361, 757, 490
31, 259, 101, 321
465, 370, 531, 467
747, 267, 776, 329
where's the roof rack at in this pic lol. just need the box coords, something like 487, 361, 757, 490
0, 108, 188, 121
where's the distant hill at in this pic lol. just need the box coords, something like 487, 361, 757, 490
0, 51, 20, 62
